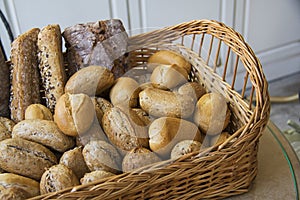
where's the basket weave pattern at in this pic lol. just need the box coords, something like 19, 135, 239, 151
32, 19, 270, 200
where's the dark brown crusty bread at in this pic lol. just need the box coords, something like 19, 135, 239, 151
0, 46, 10, 117
38, 24, 66, 113
62, 19, 128, 78
10, 28, 41, 122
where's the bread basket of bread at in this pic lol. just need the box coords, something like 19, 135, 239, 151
0, 19, 270, 199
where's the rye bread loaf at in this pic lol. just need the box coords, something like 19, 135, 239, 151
62, 19, 128, 78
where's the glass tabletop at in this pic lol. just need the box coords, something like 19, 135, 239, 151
226, 121, 300, 200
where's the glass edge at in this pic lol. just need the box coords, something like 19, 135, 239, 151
267, 123, 299, 200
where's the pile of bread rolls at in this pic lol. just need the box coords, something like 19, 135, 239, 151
0, 19, 233, 198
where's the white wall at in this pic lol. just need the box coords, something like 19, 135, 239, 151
0, 0, 299, 82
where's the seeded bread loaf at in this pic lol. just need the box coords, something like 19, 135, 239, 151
10, 28, 41, 122
38, 24, 66, 113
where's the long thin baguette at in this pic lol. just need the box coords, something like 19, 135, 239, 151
10, 28, 41, 122
37, 24, 66, 112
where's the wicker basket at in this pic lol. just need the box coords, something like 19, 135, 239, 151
32, 19, 270, 200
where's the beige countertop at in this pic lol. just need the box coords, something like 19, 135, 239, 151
226, 121, 300, 199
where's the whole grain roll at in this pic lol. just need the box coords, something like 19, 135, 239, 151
122, 147, 161, 172
82, 140, 122, 174
91, 97, 113, 125
0, 138, 57, 180
40, 164, 79, 194
0, 173, 40, 198
170, 140, 202, 159
0, 117, 15, 141
102, 107, 149, 154
59, 146, 90, 179
12, 119, 75, 152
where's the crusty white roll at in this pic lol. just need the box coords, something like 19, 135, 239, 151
147, 50, 191, 73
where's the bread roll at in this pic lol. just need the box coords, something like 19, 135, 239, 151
109, 77, 141, 108
40, 164, 79, 194
122, 147, 161, 172
0, 138, 57, 180
10, 28, 41, 122
176, 82, 206, 101
147, 50, 191, 73
0, 187, 30, 200
150, 64, 188, 89
91, 97, 113, 125
38, 24, 66, 112
80, 170, 115, 185
59, 146, 90, 179
0, 117, 15, 141
54, 93, 95, 136
102, 107, 149, 153
12, 119, 75, 152
65, 65, 114, 96
139, 87, 195, 118
25, 103, 53, 120
149, 117, 202, 158
0, 173, 40, 198
170, 140, 202, 159
193, 93, 231, 135
82, 140, 122, 174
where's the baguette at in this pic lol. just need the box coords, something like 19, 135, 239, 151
10, 28, 41, 122
38, 24, 66, 112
